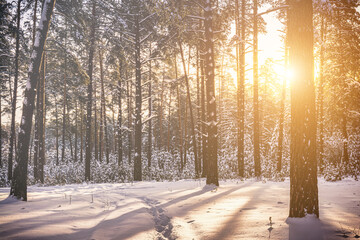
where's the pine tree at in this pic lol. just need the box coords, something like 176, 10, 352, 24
10, 0, 56, 200
288, 0, 319, 218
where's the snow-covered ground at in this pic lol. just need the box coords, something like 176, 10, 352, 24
0, 178, 359, 240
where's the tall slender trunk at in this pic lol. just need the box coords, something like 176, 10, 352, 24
85, 0, 96, 181
74, 99, 78, 162
277, 45, 287, 172
253, 0, 261, 177
175, 56, 184, 170
318, 16, 327, 173
159, 70, 165, 149
147, 50, 152, 167
341, 110, 349, 171
179, 41, 199, 177
94, 75, 99, 161
133, 14, 142, 181
196, 47, 201, 172
80, 101, 83, 162
10, 0, 56, 200
38, 52, 46, 183
67, 101, 73, 161
99, 49, 110, 164
200, 50, 207, 177
8, 0, 22, 181
61, 22, 67, 163
167, 89, 172, 152
204, 0, 218, 186
54, 94, 59, 165
118, 59, 123, 165
238, 0, 246, 177
127, 70, 132, 164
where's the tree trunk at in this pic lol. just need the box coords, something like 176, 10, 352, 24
85, 0, 96, 181
200, 49, 207, 177
167, 89, 172, 152
318, 16, 327, 174
175, 56, 184, 171
94, 75, 98, 161
118, 59, 123, 166
288, 0, 319, 218
10, 0, 56, 200
8, 0, 22, 181
99, 49, 110, 163
134, 14, 142, 181
204, 0, 218, 186
61, 22, 67, 163
54, 94, 59, 165
74, 99, 78, 162
80, 101, 83, 162
179, 41, 199, 177
127, 70, 132, 164
253, 0, 261, 177
196, 47, 201, 173
147, 51, 152, 168
236, 0, 246, 177
277, 17, 288, 172
38, 52, 46, 183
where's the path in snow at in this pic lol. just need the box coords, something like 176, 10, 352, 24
0, 178, 359, 240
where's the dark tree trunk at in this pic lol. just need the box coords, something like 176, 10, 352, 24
175, 56, 184, 171
288, 0, 319, 218
85, 0, 96, 181
236, 0, 246, 177
80, 102, 83, 162
318, 16, 327, 174
179, 41, 199, 177
253, 0, 261, 177
117, 58, 123, 166
94, 76, 98, 161
99, 49, 110, 164
61, 23, 67, 163
10, 0, 56, 200
167, 89, 172, 152
38, 52, 46, 183
147, 52, 152, 168
127, 70, 132, 164
204, 0, 218, 186
134, 14, 142, 181
74, 99, 78, 162
67, 101, 73, 161
277, 18, 288, 172
54, 94, 59, 165
196, 47, 201, 173
8, 0, 22, 181
200, 49, 207, 177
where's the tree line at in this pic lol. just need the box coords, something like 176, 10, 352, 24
0, 0, 359, 218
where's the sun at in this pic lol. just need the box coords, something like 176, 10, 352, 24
273, 64, 294, 86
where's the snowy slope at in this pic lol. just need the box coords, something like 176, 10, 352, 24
0, 178, 359, 240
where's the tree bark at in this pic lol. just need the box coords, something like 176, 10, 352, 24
318, 16, 327, 174
8, 0, 22, 181
99, 49, 110, 163
117, 59, 123, 166
85, 0, 96, 181
175, 55, 184, 171
204, 0, 218, 186
10, 0, 56, 200
253, 0, 261, 177
179, 41, 199, 177
288, 0, 319, 218
134, 14, 142, 181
